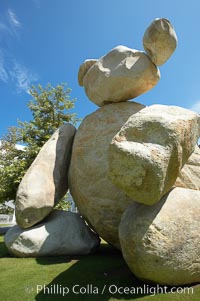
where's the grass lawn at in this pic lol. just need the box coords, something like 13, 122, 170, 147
0, 235, 199, 301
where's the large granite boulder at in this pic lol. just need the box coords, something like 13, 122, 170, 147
175, 145, 200, 190
16, 124, 76, 229
119, 187, 200, 285
143, 18, 178, 66
68, 102, 144, 248
5, 210, 100, 257
109, 105, 200, 205
79, 45, 160, 107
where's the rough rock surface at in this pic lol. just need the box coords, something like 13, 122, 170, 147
78, 59, 97, 86
80, 45, 160, 107
119, 187, 200, 285
175, 145, 200, 190
16, 124, 76, 229
109, 105, 200, 205
68, 102, 144, 248
143, 18, 177, 66
5, 210, 100, 257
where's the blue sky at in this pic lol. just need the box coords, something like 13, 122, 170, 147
0, 0, 200, 138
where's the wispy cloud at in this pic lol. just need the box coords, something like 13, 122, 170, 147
0, 52, 38, 92
190, 101, 200, 114
8, 9, 21, 28
10, 62, 38, 93
0, 20, 12, 41
0, 8, 38, 93
0, 9, 21, 39
0, 50, 8, 82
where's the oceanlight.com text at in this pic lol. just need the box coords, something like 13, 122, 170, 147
35, 283, 194, 297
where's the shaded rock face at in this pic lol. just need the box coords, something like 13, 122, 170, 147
109, 105, 200, 205
175, 145, 200, 190
5, 210, 100, 257
80, 46, 160, 107
16, 124, 76, 229
143, 18, 177, 66
68, 102, 144, 249
119, 187, 200, 286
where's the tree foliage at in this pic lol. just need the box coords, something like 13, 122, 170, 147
55, 193, 72, 211
0, 83, 79, 203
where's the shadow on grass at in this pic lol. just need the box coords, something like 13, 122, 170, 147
1, 236, 197, 300
35, 244, 156, 301
0, 237, 10, 258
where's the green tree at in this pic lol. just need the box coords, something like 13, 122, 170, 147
55, 193, 72, 211
0, 83, 79, 203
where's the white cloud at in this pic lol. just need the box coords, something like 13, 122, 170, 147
0, 8, 38, 93
0, 51, 8, 82
8, 9, 21, 28
0, 65, 8, 82
0, 9, 21, 41
0, 19, 13, 40
190, 101, 200, 114
10, 62, 38, 93
0, 56, 38, 93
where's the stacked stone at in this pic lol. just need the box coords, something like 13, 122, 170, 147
78, 18, 177, 106
5, 18, 200, 286
69, 18, 200, 286
4, 125, 100, 257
